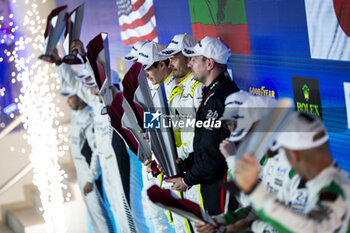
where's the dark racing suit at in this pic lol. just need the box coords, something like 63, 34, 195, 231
183, 71, 239, 215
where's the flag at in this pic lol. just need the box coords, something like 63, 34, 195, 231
116, 0, 158, 45
305, 0, 350, 61
188, 0, 250, 55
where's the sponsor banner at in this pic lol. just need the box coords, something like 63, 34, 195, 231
292, 76, 322, 119
249, 86, 277, 99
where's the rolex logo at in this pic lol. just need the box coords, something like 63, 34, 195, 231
302, 84, 310, 102
292, 76, 322, 119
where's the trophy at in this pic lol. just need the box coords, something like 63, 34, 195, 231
122, 62, 149, 129
148, 84, 180, 177
222, 98, 293, 197
122, 63, 180, 176
86, 32, 114, 108
121, 98, 153, 162
235, 98, 293, 162
39, 5, 67, 63
148, 185, 217, 226
108, 92, 139, 155
62, 4, 85, 64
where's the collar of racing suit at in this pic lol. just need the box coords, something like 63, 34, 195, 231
200, 71, 229, 111
305, 160, 338, 193
168, 72, 192, 103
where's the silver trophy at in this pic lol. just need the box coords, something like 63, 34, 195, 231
148, 84, 180, 177
122, 98, 152, 162
86, 32, 114, 108
235, 98, 293, 162
223, 98, 293, 196
121, 62, 146, 129
108, 92, 139, 155
134, 67, 153, 112
132, 70, 179, 176
39, 5, 67, 63
148, 185, 217, 226
62, 4, 85, 64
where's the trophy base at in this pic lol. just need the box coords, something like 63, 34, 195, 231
38, 54, 55, 63
62, 54, 82, 64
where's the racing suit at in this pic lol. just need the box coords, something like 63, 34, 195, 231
248, 162, 350, 233
251, 151, 308, 233
183, 71, 240, 215
167, 72, 203, 233
56, 63, 149, 233
226, 149, 309, 232
168, 73, 203, 160
70, 106, 114, 233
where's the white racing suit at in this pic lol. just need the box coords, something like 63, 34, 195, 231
248, 162, 350, 233
70, 106, 114, 233
168, 73, 203, 160
56, 63, 149, 233
226, 150, 310, 233
167, 73, 203, 233
250, 150, 308, 233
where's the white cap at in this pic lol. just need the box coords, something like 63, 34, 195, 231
123, 41, 149, 61
182, 36, 231, 64
160, 33, 197, 56
229, 95, 277, 142
221, 91, 251, 121
275, 112, 329, 151
138, 42, 168, 70
60, 80, 76, 97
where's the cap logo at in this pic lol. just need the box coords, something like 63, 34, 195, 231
170, 40, 179, 45
139, 52, 149, 58
162, 50, 175, 55
198, 40, 203, 47
131, 46, 137, 51
124, 56, 134, 60
183, 48, 194, 54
